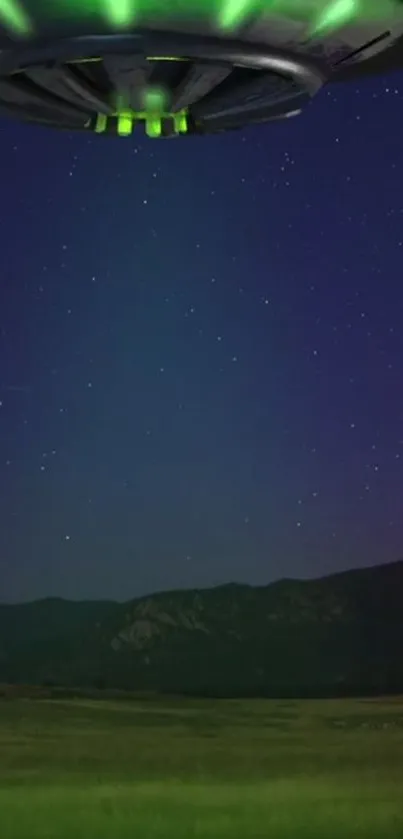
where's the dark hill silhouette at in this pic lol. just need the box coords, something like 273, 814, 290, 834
1, 559, 402, 698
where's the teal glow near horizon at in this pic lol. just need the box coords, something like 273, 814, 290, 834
0, 0, 399, 39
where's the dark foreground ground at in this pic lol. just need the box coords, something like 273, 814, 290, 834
1, 694, 403, 838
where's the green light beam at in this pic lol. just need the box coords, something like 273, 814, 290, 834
217, 0, 258, 30
312, 0, 360, 35
0, 0, 32, 34
33, 0, 393, 38
32, 0, 400, 33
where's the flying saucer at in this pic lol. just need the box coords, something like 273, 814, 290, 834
0, 0, 402, 137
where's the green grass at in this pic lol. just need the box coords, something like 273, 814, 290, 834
1, 695, 403, 837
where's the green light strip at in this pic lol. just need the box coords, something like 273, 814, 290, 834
71, 56, 188, 65
0, 0, 32, 34
147, 56, 188, 62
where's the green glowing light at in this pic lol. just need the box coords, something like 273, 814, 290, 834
312, 0, 360, 34
94, 113, 108, 133
174, 112, 188, 134
146, 116, 162, 137
117, 112, 134, 135
33, 0, 398, 38
91, 109, 188, 138
143, 86, 168, 112
103, 0, 136, 27
147, 56, 188, 62
0, 0, 32, 34
217, 0, 258, 30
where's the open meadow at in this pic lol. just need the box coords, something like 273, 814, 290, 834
1, 693, 403, 838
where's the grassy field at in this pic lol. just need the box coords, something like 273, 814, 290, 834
1, 694, 403, 838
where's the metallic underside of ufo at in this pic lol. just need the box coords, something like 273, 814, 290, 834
0, 1, 403, 138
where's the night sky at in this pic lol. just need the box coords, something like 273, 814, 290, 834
1, 70, 403, 603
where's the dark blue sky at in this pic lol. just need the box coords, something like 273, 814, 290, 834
1, 70, 403, 602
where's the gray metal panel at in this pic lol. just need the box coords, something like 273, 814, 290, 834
171, 63, 231, 111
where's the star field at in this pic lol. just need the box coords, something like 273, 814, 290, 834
1, 72, 403, 602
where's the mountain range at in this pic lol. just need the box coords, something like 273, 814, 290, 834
1, 559, 403, 698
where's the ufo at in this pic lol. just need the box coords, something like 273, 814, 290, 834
0, 1, 402, 138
